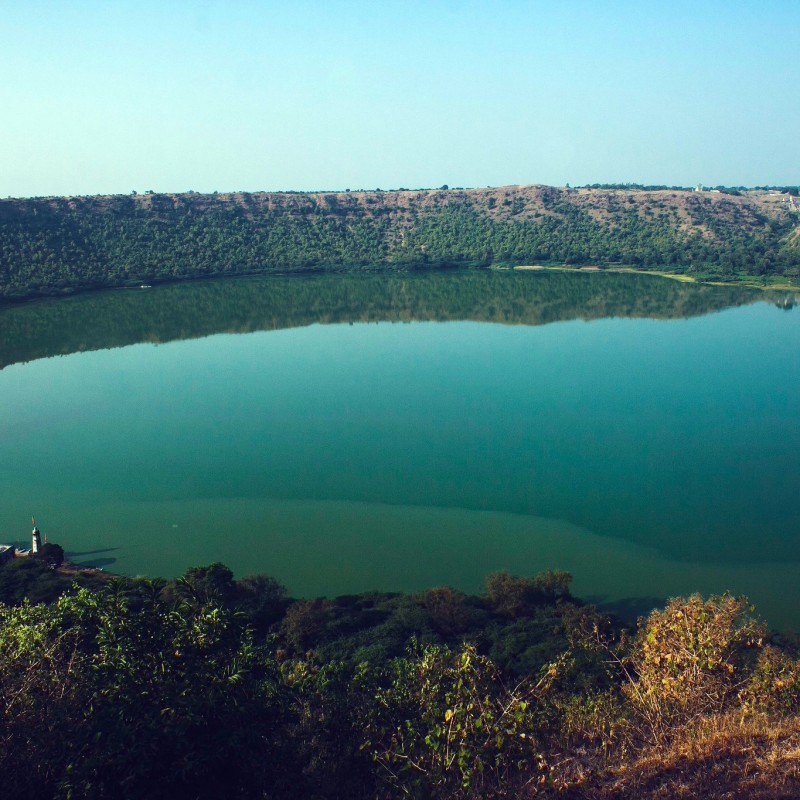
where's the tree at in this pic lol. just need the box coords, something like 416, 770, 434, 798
485, 571, 536, 618
532, 569, 572, 601
417, 586, 471, 637
236, 573, 289, 629
32, 541, 64, 567
172, 562, 236, 607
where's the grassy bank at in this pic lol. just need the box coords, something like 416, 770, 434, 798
509, 263, 800, 292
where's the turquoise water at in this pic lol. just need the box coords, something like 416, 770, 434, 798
1, 273, 799, 627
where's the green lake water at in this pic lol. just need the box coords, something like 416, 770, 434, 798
1, 271, 799, 627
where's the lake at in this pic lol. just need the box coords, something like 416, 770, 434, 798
1, 270, 799, 628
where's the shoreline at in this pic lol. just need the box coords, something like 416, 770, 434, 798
10, 496, 799, 632
2, 262, 799, 308
510, 263, 800, 291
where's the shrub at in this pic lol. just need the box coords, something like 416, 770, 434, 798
282, 598, 331, 652
485, 570, 573, 619
417, 586, 472, 637
532, 569, 572, 601
235, 573, 289, 630
550, 688, 626, 755
362, 643, 544, 798
485, 571, 536, 618
622, 594, 767, 742
741, 645, 800, 713
172, 562, 236, 607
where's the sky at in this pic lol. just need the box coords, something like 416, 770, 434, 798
2, 0, 799, 197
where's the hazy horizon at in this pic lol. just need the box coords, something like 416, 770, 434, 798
4, 181, 798, 203
3, 1, 798, 198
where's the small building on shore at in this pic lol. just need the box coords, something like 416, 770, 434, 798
32, 517, 42, 554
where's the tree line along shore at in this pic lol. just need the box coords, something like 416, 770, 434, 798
2, 551, 800, 799
1, 184, 799, 301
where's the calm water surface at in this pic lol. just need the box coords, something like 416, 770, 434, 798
1, 272, 799, 627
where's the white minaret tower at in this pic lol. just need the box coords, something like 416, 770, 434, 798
31, 516, 41, 554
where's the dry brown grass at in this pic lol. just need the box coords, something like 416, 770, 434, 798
536, 712, 800, 799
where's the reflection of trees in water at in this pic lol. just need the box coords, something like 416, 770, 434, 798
0, 271, 775, 369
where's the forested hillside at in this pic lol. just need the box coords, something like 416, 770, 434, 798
1, 185, 799, 300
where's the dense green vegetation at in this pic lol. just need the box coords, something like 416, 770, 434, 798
1, 186, 798, 301
0, 270, 781, 370
2, 557, 800, 799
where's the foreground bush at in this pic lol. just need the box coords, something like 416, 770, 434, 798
622, 594, 768, 742
2, 567, 800, 799
0, 584, 287, 799
359, 643, 545, 798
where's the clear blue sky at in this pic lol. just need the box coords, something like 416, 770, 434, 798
2, 1, 798, 197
